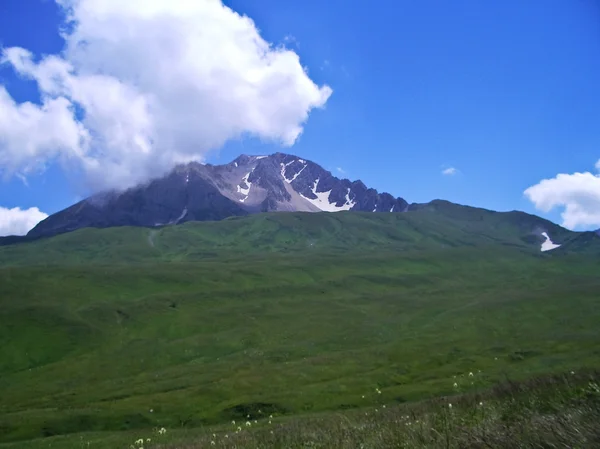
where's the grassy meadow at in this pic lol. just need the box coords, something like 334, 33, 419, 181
1, 210, 599, 447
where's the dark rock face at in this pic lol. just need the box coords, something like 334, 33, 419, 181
28, 170, 248, 238
28, 152, 409, 238
250, 158, 291, 203
270, 153, 408, 213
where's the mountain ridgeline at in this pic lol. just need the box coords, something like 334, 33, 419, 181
1, 152, 599, 260
1, 199, 598, 266
26, 153, 408, 239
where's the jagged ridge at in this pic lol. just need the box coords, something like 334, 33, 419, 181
28, 153, 409, 238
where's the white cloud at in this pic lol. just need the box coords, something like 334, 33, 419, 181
0, 84, 89, 177
0, 206, 48, 236
0, 0, 332, 191
283, 35, 300, 48
525, 168, 600, 230
336, 166, 345, 174
442, 167, 458, 176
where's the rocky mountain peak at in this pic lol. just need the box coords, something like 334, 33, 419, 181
28, 152, 409, 238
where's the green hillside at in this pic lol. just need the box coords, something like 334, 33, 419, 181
0, 202, 591, 266
1, 251, 600, 444
1, 204, 599, 446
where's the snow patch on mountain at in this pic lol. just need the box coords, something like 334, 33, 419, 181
300, 179, 355, 212
281, 161, 307, 183
238, 172, 253, 203
345, 189, 355, 209
175, 208, 188, 224
541, 232, 561, 252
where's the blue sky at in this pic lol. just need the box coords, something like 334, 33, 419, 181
1, 0, 600, 235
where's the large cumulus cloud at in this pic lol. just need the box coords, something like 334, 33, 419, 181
0, 0, 332, 191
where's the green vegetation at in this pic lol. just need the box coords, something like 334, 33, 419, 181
151, 371, 600, 449
0, 207, 599, 447
3, 372, 599, 448
1, 202, 596, 266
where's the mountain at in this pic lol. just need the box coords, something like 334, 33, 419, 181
12, 152, 600, 256
3, 201, 594, 266
27, 153, 409, 239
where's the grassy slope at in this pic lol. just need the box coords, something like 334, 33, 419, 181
1, 248, 599, 444
1, 204, 599, 445
4, 371, 600, 449
0, 202, 591, 266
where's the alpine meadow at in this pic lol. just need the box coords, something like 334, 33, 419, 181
1, 203, 600, 448
2, 0, 600, 448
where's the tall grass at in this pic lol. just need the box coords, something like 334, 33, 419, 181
157, 372, 600, 449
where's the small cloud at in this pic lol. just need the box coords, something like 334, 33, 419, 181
320, 59, 330, 71
16, 173, 29, 187
0, 206, 48, 236
525, 161, 600, 229
283, 34, 299, 48
442, 167, 458, 176
336, 167, 346, 174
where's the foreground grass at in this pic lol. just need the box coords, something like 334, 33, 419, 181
1, 248, 599, 445
4, 371, 599, 448
162, 371, 600, 449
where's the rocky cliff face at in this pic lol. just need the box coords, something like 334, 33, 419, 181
28, 153, 409, 238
